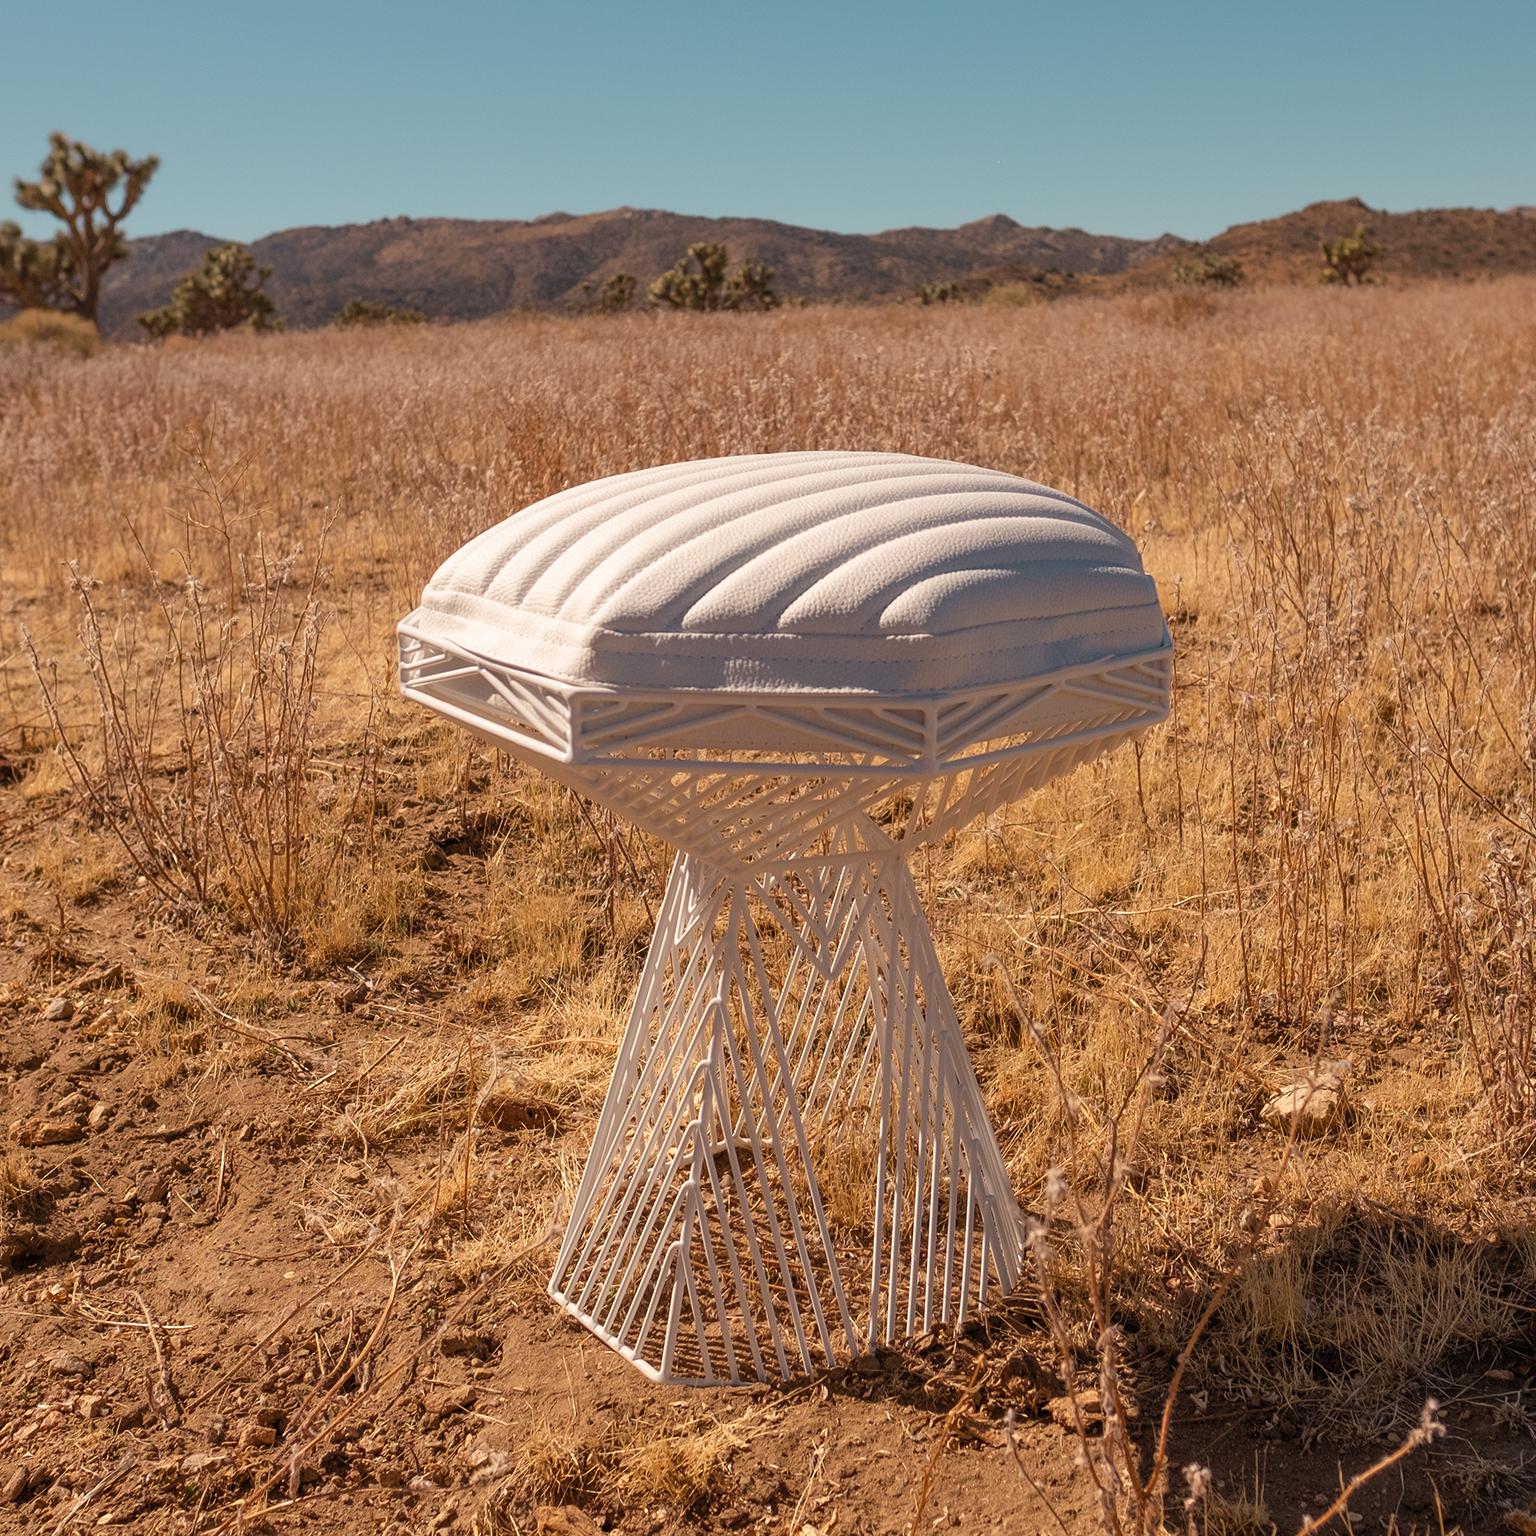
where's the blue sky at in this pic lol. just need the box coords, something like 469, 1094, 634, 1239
2, 0, 1531, 243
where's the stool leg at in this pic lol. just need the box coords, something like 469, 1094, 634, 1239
548, 843, 1025, 1385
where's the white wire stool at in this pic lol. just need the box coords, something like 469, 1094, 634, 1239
399, 628, 1171, 1384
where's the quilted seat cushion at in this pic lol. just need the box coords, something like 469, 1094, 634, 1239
403, 451, 1168, 696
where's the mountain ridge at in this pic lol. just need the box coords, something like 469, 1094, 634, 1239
96, 199, 1536, 334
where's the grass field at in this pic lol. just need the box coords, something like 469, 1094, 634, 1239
2, 281, 1534, 1534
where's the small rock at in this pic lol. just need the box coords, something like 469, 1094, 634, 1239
535, 1507, 604, 1536
138, 1217, 164, 1243
137, 1173, 169, 1206
87, 1103, 110, 1132
423, 1385, 476, 1425
2, 1466, 31, 1502
438, 1329, 497, 1360
51, 1352, 94, 1380
77, 1395, 106, 1419
239, 1423, 278, 1449
75, 962, 124, 992
1047, 1389, 1104, 1429
179, 1452, 228, 1476
467, 1450, 512, 1483
13, 1118, 84, 1148
204, 1415, 227, 1444
1486, 1367, 1516, 1383
43, 997, 73, 1022
114, 1403, 147, 1430
1262, 1060, 1351, 1139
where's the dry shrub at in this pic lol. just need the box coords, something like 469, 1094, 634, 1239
1210, 1205, 1527, 1436
613, 1414, 747, 1510
0, 307, 99, 357
494, 1417, 611, 1505
30, 824, 120, 904
25, 520, 386, 962
336, 1035, 579, 1152
0, 1149, 38, 1216
482, 1410, 745, 1520
1189, 1485, 1272, 1536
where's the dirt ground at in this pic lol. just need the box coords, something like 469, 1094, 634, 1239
2, 787, 1531, 1536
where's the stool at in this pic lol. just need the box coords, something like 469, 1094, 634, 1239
398, 451, 1171, 1385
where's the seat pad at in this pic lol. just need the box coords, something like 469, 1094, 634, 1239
402, 452, 1168, 696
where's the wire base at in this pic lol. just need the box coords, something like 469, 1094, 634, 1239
549, 832, 1025, 1385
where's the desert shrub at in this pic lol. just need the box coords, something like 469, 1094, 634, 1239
334, 296, 426, 327
980, 281, 1042, 307
139, 243, 280, 337
1321, 224, 1382, 284
573, 272, 637, 314
917, 280, 963, 305
1172, 250, 1245, 287
649, 243, 777, 311
981, 267, 1080, 305
0, 307, 99, 357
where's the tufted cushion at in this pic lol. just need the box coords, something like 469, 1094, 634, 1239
402, 452, 1168, 696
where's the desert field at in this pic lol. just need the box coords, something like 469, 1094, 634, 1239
2, 281, 1535, 1534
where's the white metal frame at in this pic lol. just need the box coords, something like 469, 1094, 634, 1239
398, 625, 1172, 865
397, 626, 1173, 1383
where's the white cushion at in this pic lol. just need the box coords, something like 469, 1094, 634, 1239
403, 452, 1167, 696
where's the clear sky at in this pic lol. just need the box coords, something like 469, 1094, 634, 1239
2, 0, 1531, 244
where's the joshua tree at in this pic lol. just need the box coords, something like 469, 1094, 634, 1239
139, 244, 280, 338
334, 297, 425, 326
1321, 225, 1382, 285
650, 243, 778, 311
575, 272, 638, 313
1172, 250, 1245, 287
597, 272, 636, 313
0, 133, 159, 323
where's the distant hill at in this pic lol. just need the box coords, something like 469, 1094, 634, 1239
96, 199, 1536, 334
98, 209, 1157, 334
99, 208, 1155, 334
1127, 198, 1536, 287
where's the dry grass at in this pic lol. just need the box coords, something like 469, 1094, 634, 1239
480, 1407, 749, 1521
0, 1148, 38, 1215
3, 280, 1534, 1532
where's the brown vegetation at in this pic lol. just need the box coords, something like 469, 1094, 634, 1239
2, 282, 1535, 1533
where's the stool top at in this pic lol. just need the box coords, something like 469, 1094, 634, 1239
404, 452, 1166, 698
